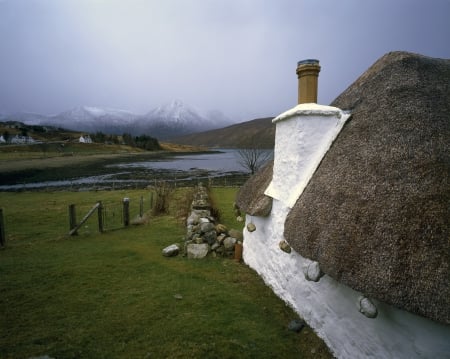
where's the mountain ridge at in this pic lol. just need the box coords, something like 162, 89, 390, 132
168, 117, 276, 149
0, 100, 234, 140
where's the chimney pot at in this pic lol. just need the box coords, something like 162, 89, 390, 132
296, 59, 321, 104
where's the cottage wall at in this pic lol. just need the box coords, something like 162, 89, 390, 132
242, 103, 450, 358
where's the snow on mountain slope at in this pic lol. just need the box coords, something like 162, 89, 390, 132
41, 106, 140, 134
136, 99, 234, 139
3, 111, 52, 125
54, 106, 138, 125
145, 100, 209, 126
0, 101, 235, 139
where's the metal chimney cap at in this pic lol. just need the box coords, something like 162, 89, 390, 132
297, 59, 320, 66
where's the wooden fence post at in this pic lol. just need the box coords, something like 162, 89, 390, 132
139, 196, 144, 218
68, 204, 77, 235
98, 201, 104, 233
123, 198, 130, 226
150, 192, 154, 209
69, 202, 100, 236
0, 208, 6, 248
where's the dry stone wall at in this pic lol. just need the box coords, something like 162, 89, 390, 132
162, 183, 243, 259
185, 183, 242, 259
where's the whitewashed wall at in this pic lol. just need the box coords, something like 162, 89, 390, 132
242, 104, 450, 359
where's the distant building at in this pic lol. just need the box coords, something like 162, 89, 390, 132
0, 135, 5, 143
10, 135, 35, 144
79, 135, 93, 143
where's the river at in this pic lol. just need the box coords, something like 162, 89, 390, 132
108, 149, 243, 172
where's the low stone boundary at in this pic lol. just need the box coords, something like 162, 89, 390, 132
162, 183, 243, 259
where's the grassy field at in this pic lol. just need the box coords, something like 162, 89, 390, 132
0, 142, 204, 172
0, 188, 331, 358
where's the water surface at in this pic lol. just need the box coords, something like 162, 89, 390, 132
0, 149, 254, 190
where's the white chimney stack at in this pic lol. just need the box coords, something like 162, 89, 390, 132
264, 60, 350, 208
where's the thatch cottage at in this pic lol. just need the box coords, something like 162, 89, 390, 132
236, 52, 450, 358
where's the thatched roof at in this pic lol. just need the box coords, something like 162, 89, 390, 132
283, 51, 450, 324
236, 160, 273, 216
236, 51, 450, 323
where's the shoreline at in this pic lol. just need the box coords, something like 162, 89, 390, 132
0, 149, 249, 191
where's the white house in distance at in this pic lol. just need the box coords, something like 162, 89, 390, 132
9, 135, 36, 144
236, 52, 450, 358
79, 135, 93, 144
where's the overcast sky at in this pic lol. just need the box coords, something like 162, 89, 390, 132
1, 0, 449, 121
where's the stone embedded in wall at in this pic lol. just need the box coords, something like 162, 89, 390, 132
247, 222, 256, 232
187, 213, 200, 225
217, 233, 227, 244
191, 183, 211, 209
223, 237, 237, 250
211, 242, 220, 251
187, 243, 209, 259
215, 223, 228, 234
200, 222, 215, 233
228, 229, 243, 241
304, 261, 323, 282
279, 240, 292, 253
203, 230, 217, 245
357, 296, 378, 319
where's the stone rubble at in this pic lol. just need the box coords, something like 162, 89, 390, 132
164, 183, 243, 260
184, 183, 242, 259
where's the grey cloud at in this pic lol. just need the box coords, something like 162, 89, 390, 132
0, 0, 449, 120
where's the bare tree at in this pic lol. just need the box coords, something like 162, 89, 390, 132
236, 146, 273, 175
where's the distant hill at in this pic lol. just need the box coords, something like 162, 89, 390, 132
0, 120, 207, 153
0, 100, 234, 140
168, 117, 275, 149
0, 120, 82, 143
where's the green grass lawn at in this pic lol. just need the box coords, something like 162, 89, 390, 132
0, 188, 331, 358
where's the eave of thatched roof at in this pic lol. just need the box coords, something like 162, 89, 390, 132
284, 51, 450, 324
236, 160, 273, 216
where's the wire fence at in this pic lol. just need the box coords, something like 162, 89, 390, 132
0, 174, 251, 244
170, 174, 250, 189
69, 194, 154, 235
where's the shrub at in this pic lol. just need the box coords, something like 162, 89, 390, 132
151, 181, 174, 216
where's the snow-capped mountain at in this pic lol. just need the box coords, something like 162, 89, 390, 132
135, 99, 229, 139
57, 106, 137, 124
49, 106, 139, 134
1, 106, 139, 134
2, 111, 52, 125
0, 101, 234, 139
